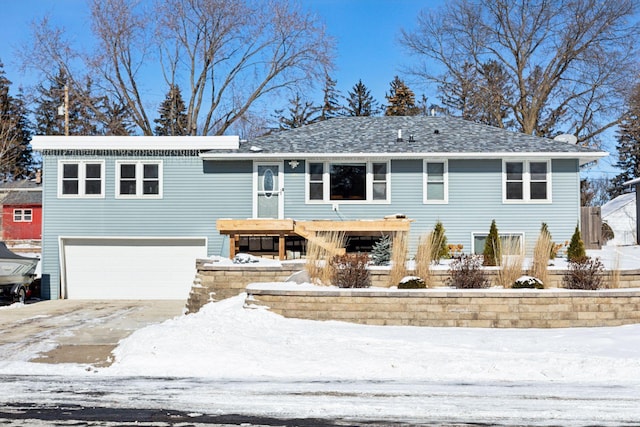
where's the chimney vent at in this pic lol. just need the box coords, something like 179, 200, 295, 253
397, 129, 403, 142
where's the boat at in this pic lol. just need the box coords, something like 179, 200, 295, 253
0, 242, 39, 302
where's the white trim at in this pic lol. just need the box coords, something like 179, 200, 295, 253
32, 135, 239, 150
423, 159, 448, 204
471, 231, 525, 255
115, 160, 163, 199
12, 208, 33, 222
200, 151, 608, 165
305, 160, 391, 204
502, 159, 552, 204
253, 162, 284, 219
57, 160, 105, 199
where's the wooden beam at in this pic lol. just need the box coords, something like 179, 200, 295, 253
217, 219, 295, 233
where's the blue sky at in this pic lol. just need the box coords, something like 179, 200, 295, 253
0, 0, 437, 108
0, 0, 618, 176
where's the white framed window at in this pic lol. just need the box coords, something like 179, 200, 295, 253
423, 160, 448, 203
13, 209, 32, 222
116, 160, 163, 198
503, 160, 551, 203
306, 160, 390, 203
58, 160, 105, 198
472, 232, 525, 255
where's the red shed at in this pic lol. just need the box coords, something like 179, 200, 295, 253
0, 179, 42, 242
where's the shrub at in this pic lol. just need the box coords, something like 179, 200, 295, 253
483, 220, 501, 266
432, 221, 449, 260
566, 224, 586, 262
414, 232, 436, 286
512, 276, 544, 289
370, 234, 392, 266
388, 232, 408, 287
398, 276, 426, 289
448, 255, 490, 289
496, 236, 524, 288
329, 253, 371, 288
531, 225, 554, 286
562, 256, 605, 290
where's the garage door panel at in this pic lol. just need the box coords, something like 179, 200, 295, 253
62, 238, 207, 300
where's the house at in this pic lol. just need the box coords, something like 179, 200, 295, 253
31, 116, 607, 300
602, 192, 636, 246
0, 177, 43, 243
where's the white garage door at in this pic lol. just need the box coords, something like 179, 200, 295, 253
61, 237, 207, 300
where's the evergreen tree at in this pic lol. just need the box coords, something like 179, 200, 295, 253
432, 220, 449, 260
319, 74, 342, 120
384, 76, 420, 116
275, 93, 319, 130
33, 69, 101, 136
345, 79, 379, 116
371, 234, 392, 266
154, 84, 189, 136
0, 62, 34, 180
567, 224, 586, 262
483, 219, 501, 266
610, 83, 640, 198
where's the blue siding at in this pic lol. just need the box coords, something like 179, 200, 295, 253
40, 152, 581, 299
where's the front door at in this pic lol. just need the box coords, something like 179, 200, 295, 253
254, 163, 283, 218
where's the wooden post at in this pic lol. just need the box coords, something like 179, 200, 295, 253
279, 234, 286, 260
229, 234, 237, 259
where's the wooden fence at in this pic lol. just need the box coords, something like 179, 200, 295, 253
581, 206, 602, 249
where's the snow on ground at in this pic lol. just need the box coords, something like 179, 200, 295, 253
1, 246, 640, 424
106, 294, 640, 384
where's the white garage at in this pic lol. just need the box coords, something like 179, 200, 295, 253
60, 237, 207, 300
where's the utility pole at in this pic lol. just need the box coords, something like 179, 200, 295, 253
64, 84, 69, 136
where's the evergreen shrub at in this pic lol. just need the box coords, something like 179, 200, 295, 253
566, 224, 586, 262
483, 220, 501, 266
370, 235, 392, 266
398, 276, 426, 289
512, 276, 544, 289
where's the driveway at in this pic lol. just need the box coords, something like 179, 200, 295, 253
0, 300, 185, 367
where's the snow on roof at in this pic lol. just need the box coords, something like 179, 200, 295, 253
602, 192, 636, 217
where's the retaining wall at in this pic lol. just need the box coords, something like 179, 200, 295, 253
246, 287, 640, 328
188, 260, 640, 327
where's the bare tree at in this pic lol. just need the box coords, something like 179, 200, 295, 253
400, 0, 640, 145
26, 0, 333, 136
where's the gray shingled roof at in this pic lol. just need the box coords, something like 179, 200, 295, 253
0, 180, 42, 206
208, 116, 606, 160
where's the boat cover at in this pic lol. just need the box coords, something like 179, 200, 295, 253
0, 242, 35, 261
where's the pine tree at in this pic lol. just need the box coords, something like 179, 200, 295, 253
432, 221, 449, 260
610, 83, 640, 198
483, 219, 501, 266
567, 224, 586, 262
319, 74, 342, 120
371, 234, 392, 266
154, 84, 189, 136
33, 69, 101, 136
345, 79, 379, 116
384, 76, 420, 116
275, 94, 319, 130
0, 62, 34, 181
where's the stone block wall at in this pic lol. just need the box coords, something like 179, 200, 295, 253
246, 288, 640, 328
186, 259, 306, 313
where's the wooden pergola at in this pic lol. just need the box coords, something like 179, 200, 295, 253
216, 217, 413, 260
